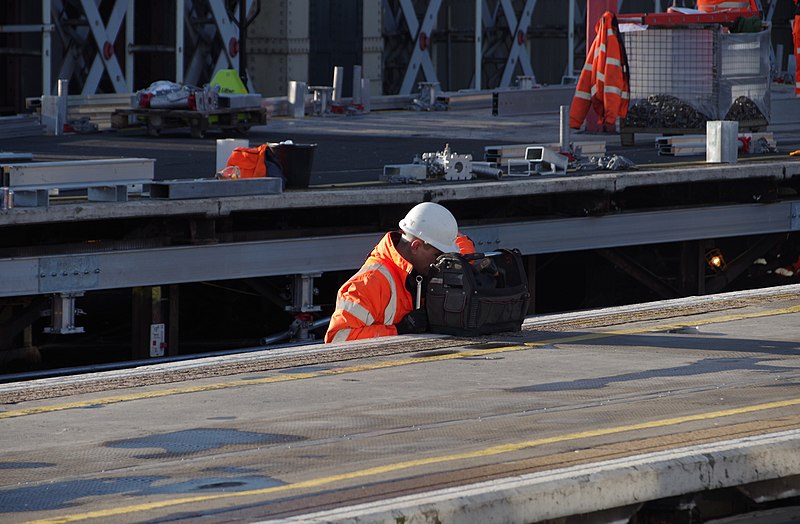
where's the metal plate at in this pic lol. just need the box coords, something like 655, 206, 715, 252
38, 256, 99, 293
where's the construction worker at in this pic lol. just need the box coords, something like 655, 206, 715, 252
569, 11, 630, 132
325, 202, 463, 343
695, 0, 758, 12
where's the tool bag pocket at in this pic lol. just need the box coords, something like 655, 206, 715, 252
426, 248, 530, 336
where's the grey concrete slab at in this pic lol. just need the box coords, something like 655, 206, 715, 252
0, 287, 798, 522
1, 87, 799, 187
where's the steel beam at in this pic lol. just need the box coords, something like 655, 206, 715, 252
2, 159, 154, 188
398, 0, 442, 95
498, 0, 536, 88
79, 0, 129, 94
0, 202, 796, 298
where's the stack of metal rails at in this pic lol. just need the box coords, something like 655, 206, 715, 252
0, 114, 45, 140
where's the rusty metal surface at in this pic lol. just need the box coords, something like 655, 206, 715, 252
0, 287, 799, 522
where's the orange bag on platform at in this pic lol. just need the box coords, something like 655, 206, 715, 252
226, 144, 269, 178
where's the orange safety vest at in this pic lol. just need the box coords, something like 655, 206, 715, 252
795, 1, 800, 95
569, 11, 630, 130
325, 231, 476, 343
696, 0, 758, 12
325, 232, 418, 343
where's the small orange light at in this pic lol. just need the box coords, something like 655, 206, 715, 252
705, 248, 725, 270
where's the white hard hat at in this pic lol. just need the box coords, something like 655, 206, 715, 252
398, 202, 459, 253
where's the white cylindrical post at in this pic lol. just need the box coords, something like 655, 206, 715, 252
361, 78, 371, 113
332, 66, 344, 102
56, 79, 68, 136
706, 121, 738, 163
288, 80, 306, 118
216, 138, 249, 173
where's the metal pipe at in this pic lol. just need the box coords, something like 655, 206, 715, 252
261, 317, 331, 346
475, 0, 481, 90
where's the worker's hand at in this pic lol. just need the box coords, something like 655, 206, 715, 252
396, 308, 428, 335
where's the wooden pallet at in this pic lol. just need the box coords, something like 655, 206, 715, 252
111, 106, 267, 138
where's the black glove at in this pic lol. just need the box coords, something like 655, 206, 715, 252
395, 308, 428, 334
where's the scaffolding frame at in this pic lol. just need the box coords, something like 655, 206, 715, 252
0, 0, 783, 99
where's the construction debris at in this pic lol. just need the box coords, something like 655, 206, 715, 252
624, 94, 709, 129
576, 155, 636, 171
414, 144, 473, 180
724, 96, 768, 123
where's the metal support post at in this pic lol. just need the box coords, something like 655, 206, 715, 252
285, 273, 321, 342
126, 0, 134, 91
560, 105, 571, 152
43, 293, 85, 335
526, 255, 536, 314
176, 0, 185, 84
286, 274, 321, 315
352, 65, 362, 104
42, 0, 52, 96
567, 0, 575, 79
332, 66, 344, 103
475, 0, 482, 90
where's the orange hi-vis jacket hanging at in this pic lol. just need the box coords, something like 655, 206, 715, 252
795, 0, 800, 96
696, 0, 758, 13
569, 11, 630, 130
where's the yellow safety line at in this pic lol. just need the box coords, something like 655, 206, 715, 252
3, 304, 799, 421
28, 396, 800, 524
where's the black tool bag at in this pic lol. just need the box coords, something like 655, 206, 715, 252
426, 249, 530, 336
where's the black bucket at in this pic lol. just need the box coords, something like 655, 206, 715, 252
272, 143, 317, 189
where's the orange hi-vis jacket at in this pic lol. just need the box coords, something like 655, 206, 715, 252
569, 11, 630, 130
325, 232, 418, 343
795, 1, 800, 96
696, 0, 758, 12
325, 231, 477, 343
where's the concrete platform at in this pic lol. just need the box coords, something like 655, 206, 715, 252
1, 285, 799, 522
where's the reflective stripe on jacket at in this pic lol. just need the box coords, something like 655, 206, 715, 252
696, 0, 756, 12
325, 232, 415, 343
569, 11, 630, 130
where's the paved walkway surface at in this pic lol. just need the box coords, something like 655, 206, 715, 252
1, 286, 798, 522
